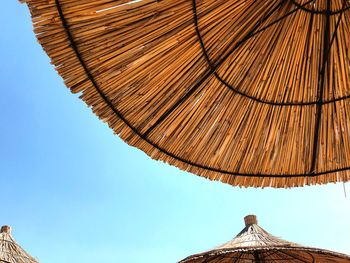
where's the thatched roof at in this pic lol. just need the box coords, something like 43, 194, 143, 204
0, 226, 39, 263
22, 0, 350, 187
179, 215, 350, 262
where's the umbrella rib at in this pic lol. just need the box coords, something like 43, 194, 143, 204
253, 250, 264, 263
143, 0, 322, 139
143, 0, 285, 138
275, 249, 310, 263
305, 251, 316, 263
290, 0, 350, 15
192, 0, 285, 69
310, 0, 346, 174
206, 254, 225, 263
216, 255, 227, 263
193, 0, 346, 107
194, 0, 315, 106
54, 0, 350, 179
245, 0, 314, 39
260, 249, 281, 262
192, 0, 350, 107
233, 252, 243, 263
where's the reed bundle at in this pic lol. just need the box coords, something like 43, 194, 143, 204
22, 0, 350, 187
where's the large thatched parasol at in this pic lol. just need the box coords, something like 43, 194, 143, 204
0, 225, 39, 263
22, 0, 350, 187
179, 215, 350, 262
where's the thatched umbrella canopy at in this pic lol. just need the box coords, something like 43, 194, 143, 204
22, 0, 350, 187
179, 215, 350, 262
0, 226, 39, 263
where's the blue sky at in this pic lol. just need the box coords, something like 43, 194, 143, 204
1, 2, 350, 263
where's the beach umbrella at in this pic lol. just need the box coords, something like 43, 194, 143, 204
21, 0, 350, 187
179, 215, 350, 262
0, 225, 39, 263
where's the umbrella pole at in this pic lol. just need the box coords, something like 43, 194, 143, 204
253, 251, 264, 263
310, 0, 332, 174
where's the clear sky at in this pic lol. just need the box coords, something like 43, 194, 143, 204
1, 2, 350, 263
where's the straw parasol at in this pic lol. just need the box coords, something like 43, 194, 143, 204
0, 225, 39, 263
179, 215, 350, 262
21, 0, 350, 187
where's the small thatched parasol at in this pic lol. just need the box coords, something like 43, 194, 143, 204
0, 226, 39, 263
21, 0, 350, 187
179, 215, 350, 262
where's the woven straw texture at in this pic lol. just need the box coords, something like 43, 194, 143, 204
22, 0, 350, 187
0, 227, 38, 263
179, 215, 350, 262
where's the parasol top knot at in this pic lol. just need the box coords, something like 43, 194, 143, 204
244, 215, 257, 226
1, 225, 11, 234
